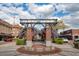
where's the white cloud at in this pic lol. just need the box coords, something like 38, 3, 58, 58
54, 3, 79, 29
61, 11, 79, 29
55, 3, 67, 13
14, 7, 36, 19
0, 10, 15, 24
1, 7, 18, 14
0, 3, 79, 29
0, 4, 36, 24
28, 4, 55, 18
55, 3, 79, 13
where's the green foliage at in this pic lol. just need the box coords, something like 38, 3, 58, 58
74, 42, 79, 49
16, 38, 26, 45
54, 38, 64, 44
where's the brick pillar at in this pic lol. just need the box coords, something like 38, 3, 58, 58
45, 25, 52, 47
26, 27, 33, 48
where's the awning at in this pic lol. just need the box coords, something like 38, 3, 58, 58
0, 33, 12, 37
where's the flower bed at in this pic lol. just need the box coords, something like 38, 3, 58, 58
17, 44, 61, 55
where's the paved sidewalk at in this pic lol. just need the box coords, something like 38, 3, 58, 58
0, 42, 79, 56
0, 41, 7, 45
52, 43, 79, 56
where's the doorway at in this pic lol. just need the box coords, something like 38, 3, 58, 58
0, 36, 3, 41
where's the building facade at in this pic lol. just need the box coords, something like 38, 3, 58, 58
0, 19, 22, 41
60, 29, 79, 40
0, 19, 12, 41
12, 24, 22, 38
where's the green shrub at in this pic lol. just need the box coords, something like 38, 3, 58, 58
16, 38, 26, 45
54, 38, 64, 44
74, 42, 79, 49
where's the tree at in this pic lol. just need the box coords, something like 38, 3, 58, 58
51, 20, 70, 38
52, 20, 70, 30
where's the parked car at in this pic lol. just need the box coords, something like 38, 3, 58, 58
63, 38, 68, 43
4, 38, 13, 42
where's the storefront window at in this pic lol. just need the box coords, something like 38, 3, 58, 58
75, 36, 79, 40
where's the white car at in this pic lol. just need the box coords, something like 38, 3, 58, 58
63, 38, 68, 43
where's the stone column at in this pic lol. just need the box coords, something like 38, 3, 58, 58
25, 27, 33, 48
45, 25, 52, 48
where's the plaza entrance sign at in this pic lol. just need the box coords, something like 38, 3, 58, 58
20, 19, 57, 24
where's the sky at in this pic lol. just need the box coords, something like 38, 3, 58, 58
0, 3, 79, 30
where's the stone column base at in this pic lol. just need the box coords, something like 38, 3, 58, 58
45, 41, 52, 51
26, 41, 32, 50
46, 41, 52, 47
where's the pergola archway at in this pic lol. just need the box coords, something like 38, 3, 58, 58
20, 19, 58, 49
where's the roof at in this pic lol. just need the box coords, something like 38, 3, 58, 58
63, 29, 79, 32
0, 33, 12, 37
0, 19, 12, 28
12, 24, 22, 28
60, 29, 79, 35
